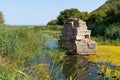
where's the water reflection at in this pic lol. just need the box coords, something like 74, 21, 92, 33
62, 53, 97, 80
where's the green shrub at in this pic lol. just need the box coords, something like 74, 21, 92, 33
105, 23, 120, 40
47, 19, 58, 25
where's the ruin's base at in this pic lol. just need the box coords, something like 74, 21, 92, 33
59, 40, 97, 55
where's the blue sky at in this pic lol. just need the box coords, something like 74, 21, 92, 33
0, 0, 107, 25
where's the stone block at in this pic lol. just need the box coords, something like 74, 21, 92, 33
88, 41, 97, 49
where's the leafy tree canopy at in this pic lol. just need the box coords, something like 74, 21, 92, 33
57, 8, 89, 25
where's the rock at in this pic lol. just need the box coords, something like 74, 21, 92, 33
59, 18, 97, 55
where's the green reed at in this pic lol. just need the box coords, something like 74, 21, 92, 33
0, 25, 67, 80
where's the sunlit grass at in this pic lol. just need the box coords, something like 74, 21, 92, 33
87, 45, 120, 66
0, 63, 30, 80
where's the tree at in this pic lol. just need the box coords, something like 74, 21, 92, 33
79, 12, 90, 21
0, 12, 4, 24
57, 8, 90, 25
87, 10, 106, 24
114, 1, 120, 22
57, 8, 80, 25
105, 8, 115, 24
104, 0, 120, 24
105, 23, 120, 40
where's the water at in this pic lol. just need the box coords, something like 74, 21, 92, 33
25, 37, 120, 80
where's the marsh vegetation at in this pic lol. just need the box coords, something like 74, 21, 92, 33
0, 24, 120, 80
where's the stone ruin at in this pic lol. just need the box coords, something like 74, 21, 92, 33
59, 18, 97, 55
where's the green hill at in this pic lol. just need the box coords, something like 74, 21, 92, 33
88, 0, 120, 25
93, 0, 120, 12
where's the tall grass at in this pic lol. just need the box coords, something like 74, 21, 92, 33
92, 37, 120, 46
0, 25, 52, 79
0, 25, 48, 64
0, 25, 66, 80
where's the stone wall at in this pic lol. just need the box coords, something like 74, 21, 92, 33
59, 18, 97, 55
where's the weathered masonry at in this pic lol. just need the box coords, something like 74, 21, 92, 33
59, 18, 97, 55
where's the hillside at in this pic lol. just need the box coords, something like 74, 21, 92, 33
93, 0, 120, 12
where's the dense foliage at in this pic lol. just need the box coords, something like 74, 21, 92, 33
90, 0, 120, 24
105, 23, 120, 40
0, 12, 4, 24
88, 0, 120, 40
57, 8, 81, 25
